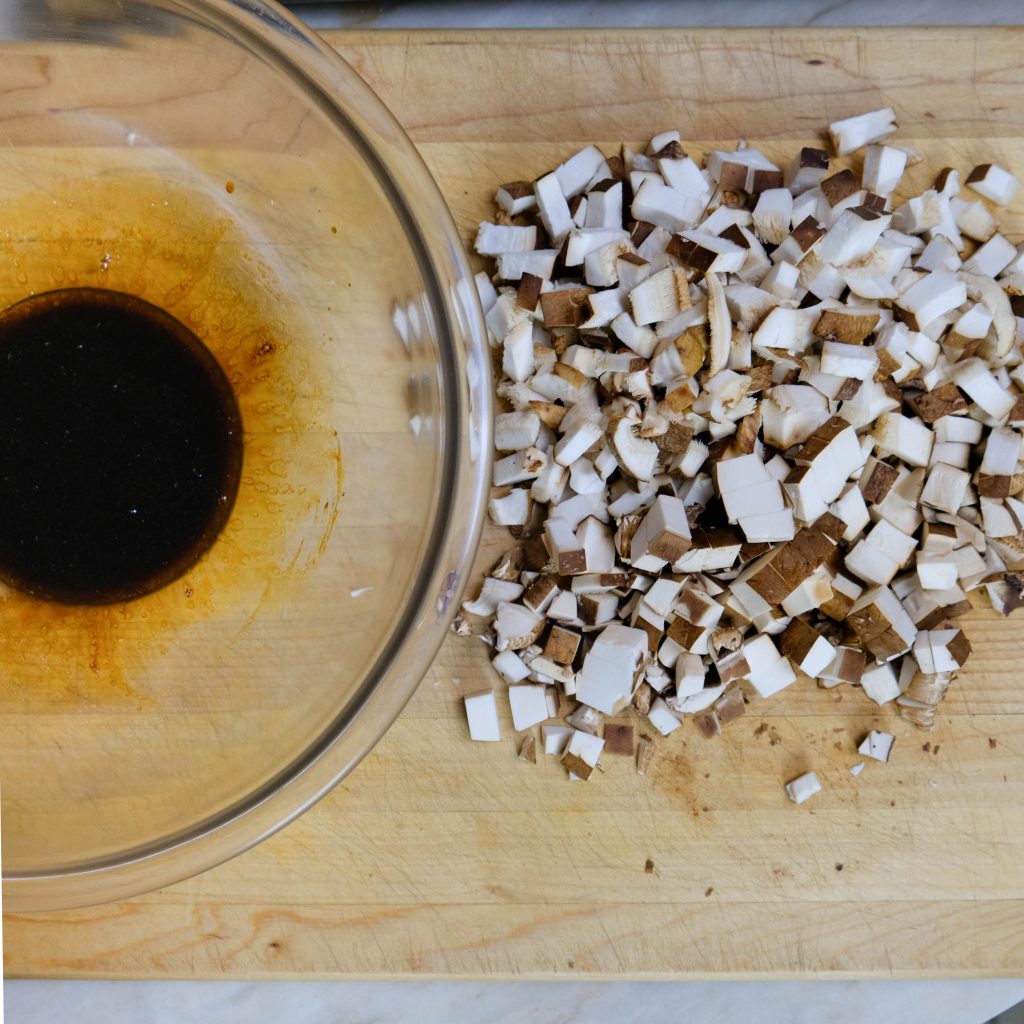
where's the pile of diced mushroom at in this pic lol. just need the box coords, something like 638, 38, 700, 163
456, 107, 1024, 790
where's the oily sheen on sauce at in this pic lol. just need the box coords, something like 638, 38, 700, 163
0, 287, 242, 604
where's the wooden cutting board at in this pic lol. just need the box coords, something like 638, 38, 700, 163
6, 27, 1024, 979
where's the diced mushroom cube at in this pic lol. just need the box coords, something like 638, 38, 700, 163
785, 771, 823, 804
464, 691, 501, 742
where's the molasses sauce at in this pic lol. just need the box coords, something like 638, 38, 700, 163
0, 288, 242, 604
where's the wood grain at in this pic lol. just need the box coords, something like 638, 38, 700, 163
5, 27, 1024, 979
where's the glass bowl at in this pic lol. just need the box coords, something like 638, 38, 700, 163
0, 0, 490, 911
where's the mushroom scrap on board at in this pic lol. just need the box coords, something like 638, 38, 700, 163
456, 106, 1024, 795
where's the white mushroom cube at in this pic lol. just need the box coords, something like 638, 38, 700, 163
495, 411, 542, 452
547, 590, 579, 623
584, 240, 632, 287
643, 577, 685, 617
816, 209, 891, 266
857, 518, 917, 568
896, 271, 967, 331
611, 312, 658, 358
586, 180, 624, 230
648, 696, 683, 736
761, 260, 800, 300
474, 222, 538, 256
542, 724, 573, 755
784, 147, 830, 195
488, 488, 532, 526
554, 420, 603, 466
493, 445, 545, 486
966, 162, 1021, 206
862, 144, 907, 195
463, 577, 525, 617
916, 235, 962, 273
917, 552, 958, 590
675, 653, 706, 698
920, 462, 970, 514
496, 183, 537, 216
872, 413, 934, 468
494, 602, 544, 652
576, 623, 648, 714
738, 508, 796, 543
752, 188, 794, 246
963, 233, 1017, 278
953, 198, 996, 242
556, 145, 608, 198
845, 541, 901, 586
828, 108, 897, 155
508, 683, 551, 731
658, 156, 712, 201
953, 303, 993, 340
796, 629, 838, 678
860, 662, 900, 704
676, 230, 748, 274
753, 306, 815, 351
952, 358, 1016, 420
492, 650, 531, 684
496, 249, 559, 282
564, 227, 631, 267
464, 691, 501, 741
563, 728, 605, 779
707, 147, 781, 192
577, 516, 616, 574
819, 341, 879, 380
785, 771, 823, 804
535, 171, 574, 243
631, 177, 703, 232
848, 585, 917, 660
781, 569, 835, 618
502, 319, 535, 383
741, 634, 797, 698
858, 729, 895, 763
630, 267, 691, 326
629, 495, 692, 569
830, 483, 871, 542
715, 451, 774, 502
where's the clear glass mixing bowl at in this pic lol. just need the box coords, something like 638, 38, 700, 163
0, 0, 491, 911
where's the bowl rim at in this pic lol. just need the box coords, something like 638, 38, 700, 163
3, 0, 493, 911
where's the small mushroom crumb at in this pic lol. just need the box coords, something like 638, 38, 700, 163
518, 734, 537, 763
835, 863, 844, 872
705, 886, 715, 897
644, 858, 655, 874
989, 737, 997, 749
636, 734, 655, 775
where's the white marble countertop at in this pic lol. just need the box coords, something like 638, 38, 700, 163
7, 978, 1024, 1024
291, 0, 1024, 28
8, 4, 1024, 1022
